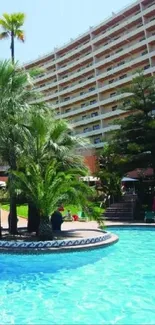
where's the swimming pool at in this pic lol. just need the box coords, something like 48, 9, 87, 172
0, 227, 155, 324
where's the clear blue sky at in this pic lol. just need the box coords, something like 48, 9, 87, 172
0, 0, 135, 64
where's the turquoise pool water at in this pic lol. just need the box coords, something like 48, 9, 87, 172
0, 227, 155, 324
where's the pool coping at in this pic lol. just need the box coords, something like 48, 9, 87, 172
106, 223, 155, 228
0, 230, 118, 254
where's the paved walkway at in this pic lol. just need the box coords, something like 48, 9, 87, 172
1, 209, 154, 239
1, 209, 101, 238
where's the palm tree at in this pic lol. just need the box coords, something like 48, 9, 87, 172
0, 13, 25, 63
12, 160, 92, 239
21, 108, 89, 232
0, 60, 46, 234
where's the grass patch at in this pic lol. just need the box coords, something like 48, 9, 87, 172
1, 203, 104, 220
1, 204, 28, 218
1, 204, 82, 218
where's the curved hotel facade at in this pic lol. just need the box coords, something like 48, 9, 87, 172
25, 0, 155, 172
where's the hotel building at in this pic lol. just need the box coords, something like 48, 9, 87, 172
25, 0, 155, 172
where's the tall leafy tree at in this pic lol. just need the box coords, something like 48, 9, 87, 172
0, 60, 44, 234
97, 144, 124, 203
0, 13, 25, 63
112, 72, 155, 177
98, 72, 155, 203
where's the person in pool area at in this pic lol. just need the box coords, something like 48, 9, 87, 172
58, 204, 64, 212
66, 210, 72, 219
51, 209, 64, 231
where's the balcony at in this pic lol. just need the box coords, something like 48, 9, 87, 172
91, 4, 155, 46
56, 101, 99, 118
34, 34, 154, 90
70, 109, 123, 126
92, 12, 143, 45
75, 125, 120, 138
58, 90, 97, 108
55, 42, 91, 64
34, 69, 57, 84
87, 141, 105, 149
34, 28, 154, 87
32, 64, 155, 107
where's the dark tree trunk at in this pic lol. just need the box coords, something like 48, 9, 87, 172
37, 217, 53, 241
28, 203, 40, 233
9, 195, 18, 234
0, 212, 2, 238
8, 154, 18, 234
11, 31, 15, 64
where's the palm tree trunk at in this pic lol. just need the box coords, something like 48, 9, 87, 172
8, 153, 18, 234
37, 216, 53, 241
11, 31, 15, 64
28, 203, 40, 232
9, 194, 18, 234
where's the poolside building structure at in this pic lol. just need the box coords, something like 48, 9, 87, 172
24, 0, 155, 172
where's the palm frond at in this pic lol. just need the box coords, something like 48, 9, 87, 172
0, 31, 9, 39
16, 29, 24, 42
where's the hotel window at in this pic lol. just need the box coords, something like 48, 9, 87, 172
87, 75, 93, 80
84, 128, 89, 133
112, 105, 117, 111
40, 84, 45, 88
144, 65, 150, 70
91, 112, 98, 117
110, 92, 116, 98
119, 74, 127, 80
112, 23, 119, 29
81, 103, 86, 108
117, 61, 125, 66
115, 48, 123, 53
89, 87, 95, 91
93, 125, 100, 130
109, 79, 114, 84
107, 67, 112, 71
62, 75, 68, 79
64, 97, 70, 101
37, 73, 44, 78
65, 109, 71, 113
140, 37, 145, 42
137, 23, 143, 28
141, 51, 147, 55
148, 2, 155, 8
90, 100, 97, 105
82, 115, 87, 120
114, 36, 119, 40
80, 91, 84, 96
94, 137, 100, 144
105, 55, 110, 59
150, 17, 155, 21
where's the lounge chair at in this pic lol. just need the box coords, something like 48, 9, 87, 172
144, 211, 155, 223
78, 210, 86, 221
